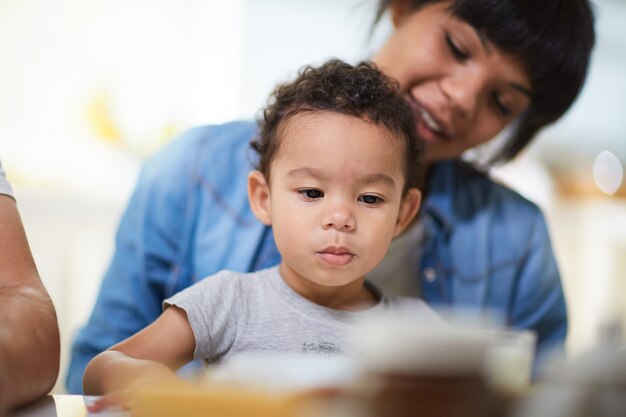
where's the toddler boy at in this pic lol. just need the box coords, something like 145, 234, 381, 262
83, 60, 440, 406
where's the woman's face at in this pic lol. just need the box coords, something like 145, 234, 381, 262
373, 1, 532, 163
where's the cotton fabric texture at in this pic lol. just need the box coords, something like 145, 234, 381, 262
67, 121, 566, 392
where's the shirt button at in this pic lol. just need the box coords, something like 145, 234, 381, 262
423, 267, 436, 283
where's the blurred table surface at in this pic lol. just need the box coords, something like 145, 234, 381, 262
9, 396, 128, 417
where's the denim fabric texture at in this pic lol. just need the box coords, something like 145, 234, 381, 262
66, 121, 566, 393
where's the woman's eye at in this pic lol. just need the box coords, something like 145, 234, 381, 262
299, 189, 323, 199
492, 93, 511, 117
359, 195, 382, 205
445, 32, 468, 60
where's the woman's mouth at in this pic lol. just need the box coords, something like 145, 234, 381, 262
405, 95, 450, 142
417, 106, 444, 134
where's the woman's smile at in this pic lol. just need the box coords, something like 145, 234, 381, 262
404, 93, 451, 144
373, 2, 532, 162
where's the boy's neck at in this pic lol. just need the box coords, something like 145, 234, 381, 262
278, 263, 379, 311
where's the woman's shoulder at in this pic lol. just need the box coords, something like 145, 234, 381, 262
426, 160, 555, 278
430, 159, 544, 218
141, 120, 258, 179
131, 120, 258, 206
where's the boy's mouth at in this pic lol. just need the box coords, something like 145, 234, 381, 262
316, 246, 356, 266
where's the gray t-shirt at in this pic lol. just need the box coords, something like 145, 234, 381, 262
366, 220, 426, 297
0, 157, 14, 198
165, 266, 441, 364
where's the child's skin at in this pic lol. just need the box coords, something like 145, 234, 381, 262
83, 109, 421, 411
69, 1, 595, 394
248, 111, 421, 310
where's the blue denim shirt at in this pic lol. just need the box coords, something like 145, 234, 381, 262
66, 121, 566, 393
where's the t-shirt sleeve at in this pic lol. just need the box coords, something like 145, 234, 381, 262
164, 270, 242, 362
0, 158, 15, 199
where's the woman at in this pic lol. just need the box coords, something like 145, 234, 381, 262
67, 0, 595, 393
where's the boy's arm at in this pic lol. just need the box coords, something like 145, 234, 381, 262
0, 195, 60, 409
83, 306, 196, 396
67, 128, 204, 394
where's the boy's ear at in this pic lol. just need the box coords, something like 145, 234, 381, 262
393, 188, 421, 237
248, 170, 272, 225
390, 0, 413, 27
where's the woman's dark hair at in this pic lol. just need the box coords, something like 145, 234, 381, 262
251, 59, 423, 192
374, 0, 596, 164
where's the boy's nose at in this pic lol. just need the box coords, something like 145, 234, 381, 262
322, 205, 356, 231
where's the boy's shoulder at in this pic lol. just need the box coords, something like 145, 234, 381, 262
193, 267, 279, 292
166, 267, 280, 310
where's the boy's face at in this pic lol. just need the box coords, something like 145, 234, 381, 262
248, 111, 421, 302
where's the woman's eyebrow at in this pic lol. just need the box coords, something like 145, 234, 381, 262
473, 29, 533, 97
475, 30, 492, 55
511, 83, 532, 98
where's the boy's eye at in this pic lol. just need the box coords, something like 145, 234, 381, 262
299, 189, 323, 200
359, 194, 382, 205
445, 32, 468, 60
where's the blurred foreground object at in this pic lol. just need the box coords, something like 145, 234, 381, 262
350, 313, 536, 417
131, 312, 540, 417
132, 382, 320, 417
131, 354, 359, 417
512, 319, 626, 417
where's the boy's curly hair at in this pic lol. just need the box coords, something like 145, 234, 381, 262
251, 59, 423, 192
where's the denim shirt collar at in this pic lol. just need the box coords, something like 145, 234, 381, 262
421, 160, 458, 236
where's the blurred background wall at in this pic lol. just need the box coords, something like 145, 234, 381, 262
0, 0, 624, 393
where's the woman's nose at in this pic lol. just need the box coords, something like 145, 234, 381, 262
441, 70, 484, 120
322, 204, 356, 231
